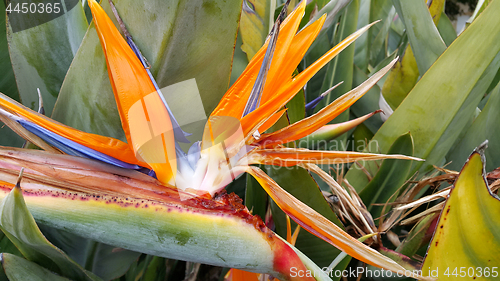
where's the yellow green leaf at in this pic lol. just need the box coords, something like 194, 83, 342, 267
422, 143, 500, 280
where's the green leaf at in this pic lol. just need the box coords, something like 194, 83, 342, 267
0, 1, 24, 147
345, 0, 500, 191
315, 0, 359, 148
286, 86, 306, 124
0, 231, 21, 257
268, 166, 346, 268
240, 0, 272, 60
245, 173, 268, 221
350, 65, 384, 134
396, 213, 437, 258
51, 0, 243, 139
88, 244, 141, 280
437, 12, 457, 47
37, 225, 92, 267
381, 46, 419, 109
353, 0, 370, 71
0, 184, 101, 281
359, 133, 414, 220
1, 253, 71, 281
0, 1, 19, 101
446, 81, 500, 172
230, 33, 250, 86
368, 0, 393, 67
392, 0, 446, 74
422, 146, 500, 280
7, 0, 88, 115
142, 256, 167, 281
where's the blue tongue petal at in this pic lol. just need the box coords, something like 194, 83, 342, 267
18, 119, 142, 170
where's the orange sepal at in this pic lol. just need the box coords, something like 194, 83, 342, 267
211, 4, 321, 119
240, 23, 377, 138
89, 0, 176, 184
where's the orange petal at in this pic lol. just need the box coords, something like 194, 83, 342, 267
240, 22, 378, 138
89, 0, 176, 184
255, 58, 396, 146
248, 147, 421, 166
211, 4, 320, 119
259, 108, 287, 133
246, 166, 430, 280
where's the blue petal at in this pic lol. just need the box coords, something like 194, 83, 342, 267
18, 119, 142, 170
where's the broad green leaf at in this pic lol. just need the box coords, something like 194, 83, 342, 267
7, 0, 88, 115
437, 12, 457, 47
353, 0, 370, 71
52, 0, 242, 139
268, 166, 345, 268
359, 133, 414, 220
368, 0, 393, 67
392, 0, 446, 75
369, 6, 395, 66
1, 253, 71, 281
230, 33, 249, 86
381, 46, 419, 109
422, 147, 500, 280
240, 0, 272, 60
350, 65, 384, 134
0, 232, 21, 259
447, 81, 500, 172
345, 0, 500, 191
0, 184, 101, 281
382, 0, 446, 110
0, 1, 26, 147
88, 244, 141, 280
286, 85, 306, 124
0, 1, 19, 101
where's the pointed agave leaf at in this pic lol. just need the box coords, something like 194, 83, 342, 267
345, 0, 500, 191
422, 145, 500, 280
392, 0, 446, 74
7, 0, 88, 115
1, 253, 71, 281
0, 182, 101, 281
446, 81, 500, 172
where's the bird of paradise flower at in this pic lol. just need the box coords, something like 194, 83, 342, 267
0, 0, 432, 280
